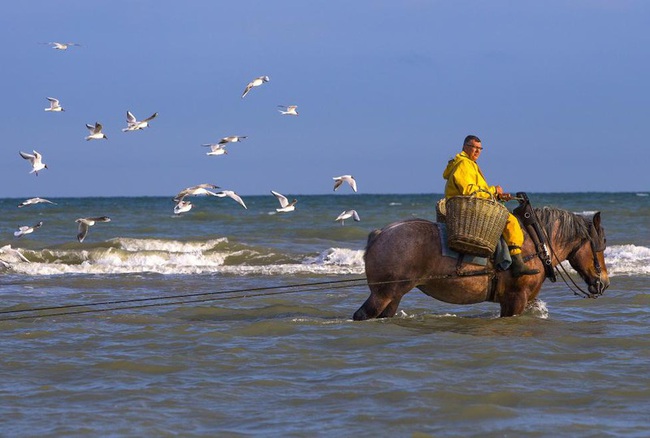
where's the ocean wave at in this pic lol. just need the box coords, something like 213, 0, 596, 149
0, 241, 644, 277
303, 247, 365, 267
109, 237, 229, 253
604, 244, 650, 276
0, 238, 365, 276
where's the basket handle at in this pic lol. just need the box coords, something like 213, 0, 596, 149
469, 188, 497, 201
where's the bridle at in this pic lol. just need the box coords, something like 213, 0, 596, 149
560, 222, 606, 298
532, 208, 606, 299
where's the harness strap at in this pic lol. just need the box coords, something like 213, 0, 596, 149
513, 192, 557, 282
455, 253, 499, 302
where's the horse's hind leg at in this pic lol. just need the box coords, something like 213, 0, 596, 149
377, 297, 403, 318
353, 282, 410, 321
353, 294, 391, 321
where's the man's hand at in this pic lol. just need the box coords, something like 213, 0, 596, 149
498, 193, 513, 202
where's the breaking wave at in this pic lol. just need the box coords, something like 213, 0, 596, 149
0, 240, 644, 277
604, 244, 650, 276
0, 237, 365, 276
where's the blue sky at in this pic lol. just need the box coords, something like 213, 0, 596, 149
1, 1, 648, 198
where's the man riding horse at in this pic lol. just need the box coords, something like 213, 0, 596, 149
442, 135, 539, 277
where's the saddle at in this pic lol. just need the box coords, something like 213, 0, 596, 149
436, 222, 511, 270
436, 192, 555, 281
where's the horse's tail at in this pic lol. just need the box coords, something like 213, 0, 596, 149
364, 229, 382, 262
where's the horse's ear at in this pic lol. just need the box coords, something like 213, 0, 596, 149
593, 211, 601, 228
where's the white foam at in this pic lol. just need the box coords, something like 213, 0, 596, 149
525, 299, 549, 319
604, 244, 650, 276
5, 242, 647, 278
303, 247, 365, 267
4, 245, 366, 276
111, 237, 228, 252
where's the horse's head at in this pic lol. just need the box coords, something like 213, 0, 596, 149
567, 212, 610, 296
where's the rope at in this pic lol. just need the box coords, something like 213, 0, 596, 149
0, 277, 369, 322
0, 278, 369, 322
1, 207, 600, 321
0, 273, 481, 323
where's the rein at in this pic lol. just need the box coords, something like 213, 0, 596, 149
532, 208, 604, 299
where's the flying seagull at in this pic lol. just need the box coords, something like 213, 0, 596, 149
41, 42, 81, 50
14, 221, 43, 238
214, 190, 247, 209
75, 216, 111, 243
85, 122, 108, 140
241, 75, 270, 98
173, 200, 193, 215
45, 97, 64, 112
19, 150, 48, 175
271, 190, 297, 213
202, 143, 228, 156
0, 244, 30, 266
278, 105, 298, 116
333, 175, 358, 193
335, 210, 361, 226
173, 183, 220, 202
218, 135, 247, 145
18, 197, 57, 208
122, 110, 158, 132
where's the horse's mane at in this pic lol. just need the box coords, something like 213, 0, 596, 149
533, 206, 590, 245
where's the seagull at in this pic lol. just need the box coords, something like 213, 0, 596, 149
271, 190, 297, 213
85, 122, 108, 140
173, 183, 220, 202
202, 144, 228, 156
218, 135, 247, 145
333, 175, 358, 193
214, 190, 247, 209
278, 105, 298, 116
19, 150, 48, 175
122, 110, 158, 132
14, 221, 43, 238
45, 97, 64, 112
0, 244, 30, 265
335, 210, 361, 226
241, 75, 270, 98
173, 200, 193, 215
42, 42, 81, 50
75, 216, 111, 243
18, 197, 57, 208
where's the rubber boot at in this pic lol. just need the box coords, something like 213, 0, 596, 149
510, 253, 539, 277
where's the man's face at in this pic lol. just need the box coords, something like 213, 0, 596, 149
464, 140, 483, 162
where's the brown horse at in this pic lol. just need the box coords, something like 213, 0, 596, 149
353, 207, 609, 320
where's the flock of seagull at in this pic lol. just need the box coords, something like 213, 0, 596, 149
11, 43, 362, 246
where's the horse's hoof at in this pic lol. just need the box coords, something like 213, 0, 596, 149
352, 308, 368, 321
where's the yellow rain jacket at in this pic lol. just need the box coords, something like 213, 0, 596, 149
442, 151, 525, 253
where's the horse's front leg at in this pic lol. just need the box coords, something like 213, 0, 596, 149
499, 287, 528, 317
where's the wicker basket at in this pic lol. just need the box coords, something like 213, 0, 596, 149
446, 190, 509, 256
435, 198, 447, 223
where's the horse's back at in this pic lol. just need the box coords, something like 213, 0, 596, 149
364, 218, 442, 275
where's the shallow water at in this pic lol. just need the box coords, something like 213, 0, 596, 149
1, 193, 648, 436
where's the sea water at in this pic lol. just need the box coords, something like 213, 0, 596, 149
0, 192, 648, 436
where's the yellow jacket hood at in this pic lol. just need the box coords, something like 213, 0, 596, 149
442, 151, 497, 198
